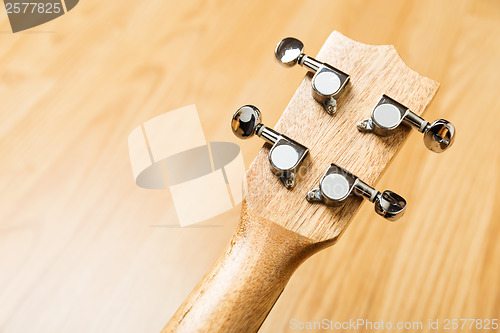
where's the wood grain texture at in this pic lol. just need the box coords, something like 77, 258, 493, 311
244, 31, 439, 242
163, 201, 324, 333
0, 0, 499, 332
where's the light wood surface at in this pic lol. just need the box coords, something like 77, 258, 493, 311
0, 0, 499, 332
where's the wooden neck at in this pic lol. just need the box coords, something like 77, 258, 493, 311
162, 201, 329, 333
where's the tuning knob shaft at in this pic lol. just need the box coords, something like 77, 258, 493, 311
275, 37, 350, 115
232, 105, 309, 189
306, 163, 406, 221
357, 95, 455, 153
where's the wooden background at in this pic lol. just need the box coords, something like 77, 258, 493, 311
0, 0, 499, 332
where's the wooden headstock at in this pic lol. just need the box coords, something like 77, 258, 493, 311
164, 31, 439, 333
244, 31, 438, 244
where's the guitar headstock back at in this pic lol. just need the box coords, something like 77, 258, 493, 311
242, 31, 439, 243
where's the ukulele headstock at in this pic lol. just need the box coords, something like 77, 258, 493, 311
240, 31, 440, 243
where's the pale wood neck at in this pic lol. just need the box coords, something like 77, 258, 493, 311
162, 202, 328, 332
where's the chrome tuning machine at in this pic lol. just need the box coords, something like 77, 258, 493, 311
231, 105, 309, 189
358, 95, 455, 153
275, 37, 350, 115
306, 163, 406, 221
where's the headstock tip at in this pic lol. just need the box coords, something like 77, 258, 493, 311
241, 30, 442, 244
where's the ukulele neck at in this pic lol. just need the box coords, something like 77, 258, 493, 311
163, 202, 325, 332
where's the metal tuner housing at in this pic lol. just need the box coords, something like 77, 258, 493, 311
231, 105, 309, 189
357, 95, 455, 153
275, 37, 350, 115
306, 163, 406, 221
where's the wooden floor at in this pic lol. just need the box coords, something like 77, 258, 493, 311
0, 0, 499, 332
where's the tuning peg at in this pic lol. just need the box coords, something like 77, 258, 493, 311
275, 37, 350, 115
231, 105, 309, 189
306, 163, 406, 221
357, 95, 455, 153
